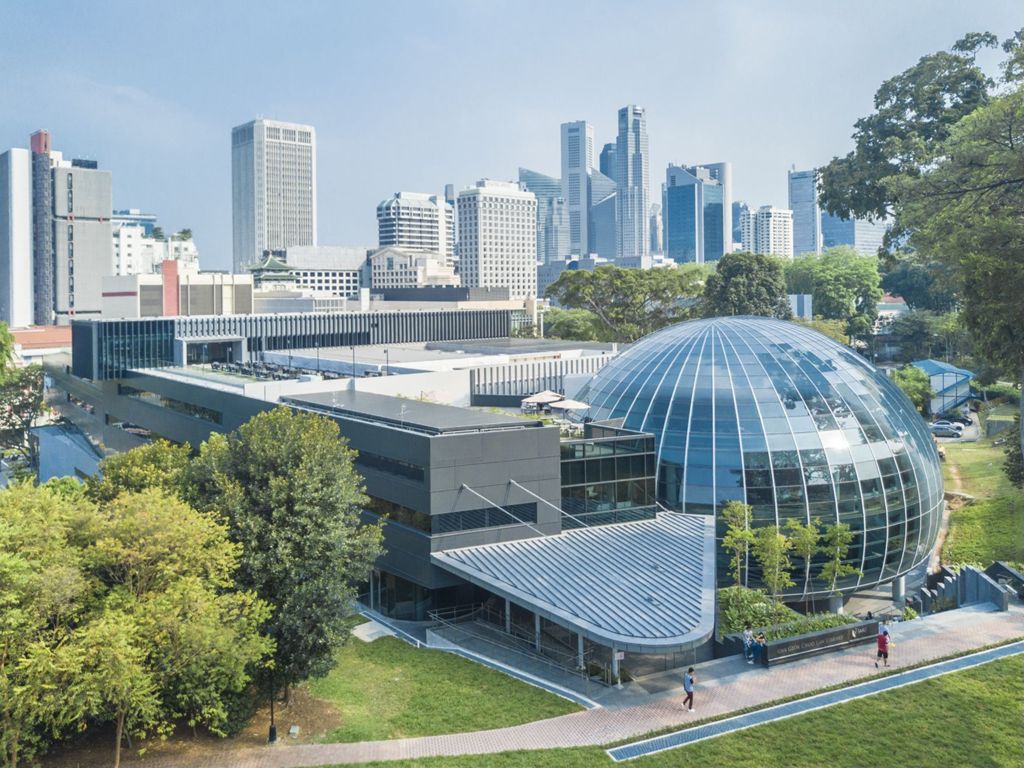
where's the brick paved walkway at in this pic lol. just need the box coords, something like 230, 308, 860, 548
124, 602, 1024, 768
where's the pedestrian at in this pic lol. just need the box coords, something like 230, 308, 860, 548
682, 667, 696, 711
742, 624, 754, 664
752, 632, 768, 665
875, 628, 890, 669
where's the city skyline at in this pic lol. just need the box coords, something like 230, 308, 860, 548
1, 1, 1018, 270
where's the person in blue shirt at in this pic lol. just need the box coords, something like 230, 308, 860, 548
682, 667, 696, 711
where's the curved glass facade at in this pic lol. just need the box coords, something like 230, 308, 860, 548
575, 317, 944, 596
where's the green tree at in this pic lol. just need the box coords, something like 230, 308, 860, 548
175, 228, 193, 241
785, 247, 883, 338
150, 226, 165, 241
542, 307, 601, 341
86, 439, 192, 503
796, 317, 850, 346
1004, 416, 1023, 488
545, 264, 707, 342
820, 522, 861, 594
0, 323, 13, 377
881, 258, 957, 312
752, 525, 795, 623
784, 517, 821, 603
184, 407, 383, 703
0, 366, 45, 469
700, 252, 792, 319
892, 365, 932, 414
720, 501, 755, 587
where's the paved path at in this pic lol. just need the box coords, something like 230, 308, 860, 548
124, 603, 1024, 768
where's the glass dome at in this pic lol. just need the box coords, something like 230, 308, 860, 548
575, 316, 944, 596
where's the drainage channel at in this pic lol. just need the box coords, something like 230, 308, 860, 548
607, 640, 1024, 762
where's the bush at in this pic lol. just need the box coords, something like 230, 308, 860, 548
718, 586, 858, 640
762, 613, 858, 641
220, 686, 258, 737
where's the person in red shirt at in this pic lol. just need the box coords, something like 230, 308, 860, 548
875, 629, 891, 669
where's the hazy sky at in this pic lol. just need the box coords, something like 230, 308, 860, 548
1, 1, 1019, 270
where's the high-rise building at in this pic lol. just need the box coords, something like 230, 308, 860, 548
376, 192, 455, 266
821, 213, 887, 256
456, 180, 536, 299
231, 119, 317, 273
740, 205, 794, 259
788, 168, 822, 256
599, 143, 616, 179
649, 203, 663, 254
587, 169, 617, 259
0, 148, 33, 327
560, 121, 594, 256
732, 201, 747, 249
519, 168, 568, 264
615, 105, 650, 264
663, 165, 726, 264
696, 162, 732, 256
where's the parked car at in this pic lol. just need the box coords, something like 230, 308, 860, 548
931, 420, 964, 432
929, 424, 961, 438
936, 412, 972, 426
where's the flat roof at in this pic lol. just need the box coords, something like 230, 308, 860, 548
284, 389, 543, 435
432, 512, 716, 653
427, 338, 619, 355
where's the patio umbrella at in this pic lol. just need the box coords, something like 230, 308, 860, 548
521, 390, 564, 405
549, 399, 590, 411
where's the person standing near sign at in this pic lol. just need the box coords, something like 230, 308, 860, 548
875, 628, 891, 668
682, 667, 696, 711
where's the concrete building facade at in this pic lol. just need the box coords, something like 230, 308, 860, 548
112, 225, 199, 276
560, 121, 594, 256
821, 212, 887, 256
741, 205, 794, 259
615, 105, 649, 264
376, 192, 455, 266
283, 245, 369, 298
370, 246, 459, 290
0, 148, 33, 327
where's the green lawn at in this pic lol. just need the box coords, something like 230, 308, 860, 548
304, 636, 581, 742
319, 654, 1024, 767
942, 437, 1024, 569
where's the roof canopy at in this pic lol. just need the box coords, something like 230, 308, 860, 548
432, 513, 715, 653
521, 390, 564, 405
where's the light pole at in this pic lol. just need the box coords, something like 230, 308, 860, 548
351, 346, 356, 377
384, 348, 390, 376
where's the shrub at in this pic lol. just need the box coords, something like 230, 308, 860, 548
718, 586, 858, 639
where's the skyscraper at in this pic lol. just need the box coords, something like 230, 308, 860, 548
456, 180, 536, 299
741, 205, 794, 258
696, 162, 732, 256
615, 105, 649, 264
376, 192, 455, 265
732, 201, 747, 249
519, 168, 567, 264
821, 213, 887, 256
649, 203, 663, 254
788, 168, 822, 256
599, 143, 616, 179
560, 121, 594, 256
587, 169, 617, 259
663, 165, 725, 263
0, 148, 33, 327
231, 119, 317, 272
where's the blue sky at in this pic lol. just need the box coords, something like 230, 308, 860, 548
1, 1, 1018, 270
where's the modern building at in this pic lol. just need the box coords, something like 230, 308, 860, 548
111, 209, 158, 236
663, 165, 725, 263
369, 246, 458, 290
518, 168, 568, 264
649, 203, 662, 255
699, 162, 733, 255
283, 245, 370, 298
376, 192, 455, 266
456, 180, 537, 300
598, 142, 616, 179
112, 225, 199, 276
101, 260, 254, 318
788, 168, 822, 256
560, 121, 594, 256
740, 205, 794, 258
231, 119, 317, 272
731, 201, 747, 251
821, 213, 887, 256
575, 316, 944, 597
615, 105, 650, 264
0, 148, 33, 327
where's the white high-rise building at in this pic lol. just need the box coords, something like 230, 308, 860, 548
788, 168, 822, 256
615, 105, 650, 264
456, 180, 536, 300
112, 225, 200, 276
231, 119, 317, 273
0, 148, 33, 327
376, 192, 455, 266
560, 121, 594, 256
741, 205, 794, 259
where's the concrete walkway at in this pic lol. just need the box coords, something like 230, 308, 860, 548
124, 603, 1024, 768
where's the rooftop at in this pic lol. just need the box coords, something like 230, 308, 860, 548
432, 512, 715, 653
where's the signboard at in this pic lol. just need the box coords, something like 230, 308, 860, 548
614, 651, 625, 660
763, 620, 879, 667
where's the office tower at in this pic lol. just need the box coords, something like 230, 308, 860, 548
599, 143, 616, 179
732, 201, 747, 249
560, 121, 594, 256
788, 168, 822, 256
821, 212, 887, 256
587, 169, 617, 259
615, 105, 649, 263
519, 168, 568, 264
456, 180, 536, 299
231, 119, 317, 273
663, 165, 726, 264
29, 131, 113, 324
740, 205, 794, 258
697, 162, 732, 256
649, 203, 663, 254
0, 149, 33, 327
376, 192, 455, 266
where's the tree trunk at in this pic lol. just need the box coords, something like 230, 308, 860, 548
114, 711, 124, 768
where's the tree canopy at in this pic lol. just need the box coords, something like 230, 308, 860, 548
700, 251, 791, 319
892, 365, 933, 414
544, 264, 707, 342
785, 247, 882, 338
880, 258, 957, 312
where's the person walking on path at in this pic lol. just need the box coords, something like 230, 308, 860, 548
875, 628, 891, 669
682, 667, 696, 711
742, 625, 754, 664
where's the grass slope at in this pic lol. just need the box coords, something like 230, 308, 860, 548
319, 654, 1023, 767
305, 636, 580, 742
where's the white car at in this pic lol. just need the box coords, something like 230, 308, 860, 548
931, 420, 964, 433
